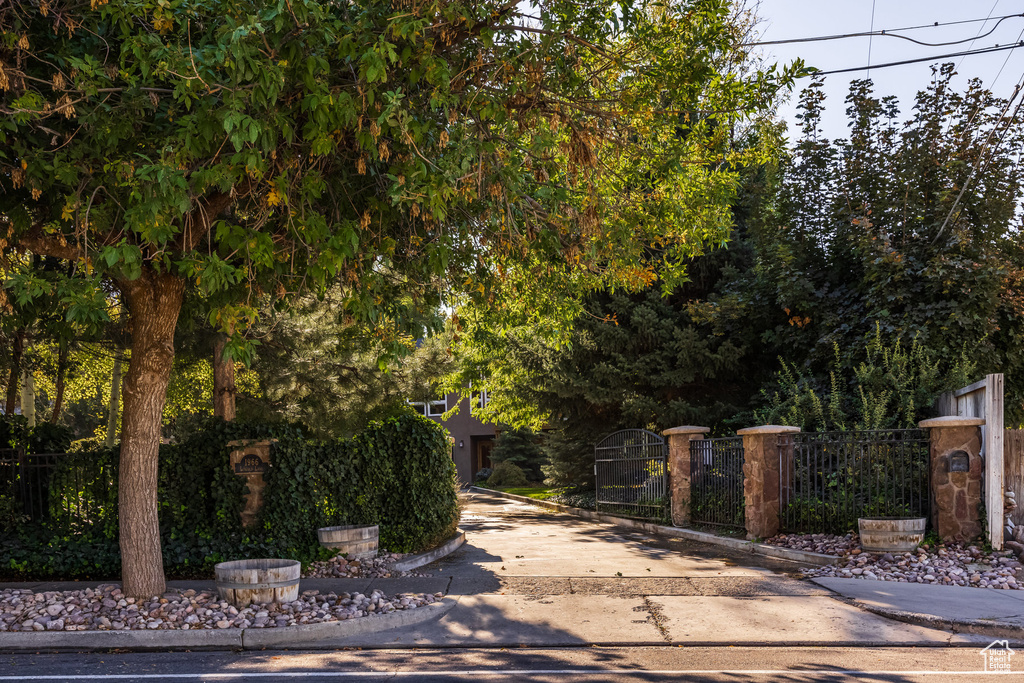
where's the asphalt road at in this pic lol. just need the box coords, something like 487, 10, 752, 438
0, 646, 1014, 681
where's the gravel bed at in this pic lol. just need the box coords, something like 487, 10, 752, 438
0, 585, 443, 632
801, 543, 1024, 589
765, 533, 858, 556
302, 550, 431, 579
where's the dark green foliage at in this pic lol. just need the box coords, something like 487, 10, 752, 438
754, 72, 1024, 424
0, 413, 457, 579
0, 415, 28, 450
26, 423, 74, 455
547, 489, 597, 510
486, 461, 529, 488
541, 426, 598, 489
757, 328, 976, 431
489, 428, 546, 481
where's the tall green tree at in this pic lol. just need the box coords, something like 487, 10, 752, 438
755, 69, 1024, 421
1, 0, 794, 595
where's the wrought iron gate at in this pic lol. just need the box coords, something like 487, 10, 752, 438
689, 437, 745, 530
594, 429, 667, 519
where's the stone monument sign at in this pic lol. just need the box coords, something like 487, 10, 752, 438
228, 440, 274, 527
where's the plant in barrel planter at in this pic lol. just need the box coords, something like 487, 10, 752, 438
215, 559, 300, 608
317, 524, 379, 559
858, 517, 926, 552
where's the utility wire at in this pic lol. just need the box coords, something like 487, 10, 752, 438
956, 0, 1001, 71
747, 12, 1024, 47
866, 0, 877, 79
933, 69, 1024, 243
803, 42, 1024, 77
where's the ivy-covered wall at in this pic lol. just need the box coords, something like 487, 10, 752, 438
0, 412, 458, 580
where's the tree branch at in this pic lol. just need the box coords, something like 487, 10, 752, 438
17, 228, 86, 263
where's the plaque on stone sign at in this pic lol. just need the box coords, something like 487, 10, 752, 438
228, 440, 274, 528
234, 453, 269, 474
949, 450, 970, 473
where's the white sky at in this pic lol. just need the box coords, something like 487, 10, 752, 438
753, 0, 1024, 141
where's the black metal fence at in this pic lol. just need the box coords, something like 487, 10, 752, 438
594, 429, 668, 519
779, 429, 931, 534
689, 437, 745, 530
0, 449, 116, 530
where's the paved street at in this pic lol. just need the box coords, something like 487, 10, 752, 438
0, 492, 1014, 680
0, 646, 1012, 681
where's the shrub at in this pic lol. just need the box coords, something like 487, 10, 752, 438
487, 461, 529, 487
0, 412, 459, 580
756, 326, 976, 431
474, 468, 492, 482
490, 427, 546, 480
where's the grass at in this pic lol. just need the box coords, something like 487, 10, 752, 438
477, 484, 557, 500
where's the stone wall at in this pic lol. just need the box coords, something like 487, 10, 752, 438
920, 416, 985, 542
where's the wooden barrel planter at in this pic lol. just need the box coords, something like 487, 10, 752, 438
317, 524, 379, 559
858, 517, 926, 552
215, 559, 300, 608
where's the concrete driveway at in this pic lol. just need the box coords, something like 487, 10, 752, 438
324, 491, 989, 648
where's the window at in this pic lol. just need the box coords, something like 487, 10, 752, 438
409, 398, 446, 417
472, 388, 489, 413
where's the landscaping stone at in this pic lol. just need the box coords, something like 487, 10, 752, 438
765, 532, 857, 556
799, 541, 1023, 590
301, 548, 431, 579
0, 584, 443, 632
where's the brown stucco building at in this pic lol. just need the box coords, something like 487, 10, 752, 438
410, 392, 496, 485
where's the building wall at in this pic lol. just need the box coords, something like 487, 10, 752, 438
423, 393, 496, 485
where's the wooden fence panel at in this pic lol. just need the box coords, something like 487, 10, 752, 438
1008, 429, 1024, 527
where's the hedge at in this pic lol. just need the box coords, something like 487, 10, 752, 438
0, 412, 458, 580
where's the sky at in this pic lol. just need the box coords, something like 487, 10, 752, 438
752, 0, 1024, 141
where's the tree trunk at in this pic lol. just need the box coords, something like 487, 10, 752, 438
20, 366, 35, 428
213, 335, 236, 421
4, 328, 25, 415
106, 353, 123, 448
119, 272, 184, 599
50, 340, 69, 423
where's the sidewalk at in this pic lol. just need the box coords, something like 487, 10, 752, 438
814, 577, 1024, 640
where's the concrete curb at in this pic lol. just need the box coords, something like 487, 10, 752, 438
392, 530, 466, 572
469, 487, 836, 567
837, 598, 1024, 642
241, 597, 456, 649
0, 598, 456, 652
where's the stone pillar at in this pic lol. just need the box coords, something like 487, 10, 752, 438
228, 440, 274, 528
663, 426, 710, 526
737, 425, 800, 540
919, 416, 985, 542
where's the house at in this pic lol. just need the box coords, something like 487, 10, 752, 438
409, 389, 496, 485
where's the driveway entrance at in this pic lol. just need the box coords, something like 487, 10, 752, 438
340, 492, 987, 647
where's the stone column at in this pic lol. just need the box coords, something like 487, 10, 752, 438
737, 425, 800, 540
228, 440, 274, 528
663, 426, 710, 526
919, 416, 985, 542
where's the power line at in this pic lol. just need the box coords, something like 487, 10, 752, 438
933, 69, 1024, 244
866, 0, 877, 79
747, 12, 1024, 47
955, 0, 1001, 71
803, 41, 1024, 77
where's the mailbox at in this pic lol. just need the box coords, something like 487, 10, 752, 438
948, 450, 970, 473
